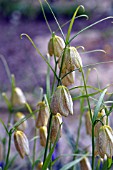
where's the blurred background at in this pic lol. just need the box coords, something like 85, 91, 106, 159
0, 0, 113, 169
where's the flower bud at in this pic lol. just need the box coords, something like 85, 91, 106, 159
85, 110, 93, 136
37, 162, 43, 170
14, 112, 27, 131
80, 158, 91, 170
48, 35, 65, 57
58, 46, 82, 72
39, 126, 47, 147
11, 87, 26, 107
36, 101, 49, 128
94, 109, 107, 137
14, 130, 29, 159
37, 161, 49, 170
50, 85, 73, 117
61, 69, 75, 87
85, 109, 107, 136
50, 113, 62, 143
95, 125, 113, 158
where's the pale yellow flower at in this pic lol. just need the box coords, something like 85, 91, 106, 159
50, 113, 62, 143
36, 101, 49, 128
39, 126, 47, 147
48, 35, 65, 57
58, 46, 82, 73
14, 112, 27, 131
11, 87, 26, 107
50, 85, 73, 117
14, 130, 29, 159
95, 125, 113, 158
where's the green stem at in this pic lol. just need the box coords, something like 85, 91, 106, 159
49, 142, 52, 170
32, 127, 37, 170
72, 112, 83, 170
0, 54, 12, 84
92, 124, 95, 170
51, 59, 57, 95
81, 68, 95, 168
4, 132, 12, 170
44, 0, 65, 40
43, 113, 53, 164
38, 0, 52, 34
4, 111, 13, 160
72, 95, 84, 170
58, 46, 67, 86
81, 69, 92, 121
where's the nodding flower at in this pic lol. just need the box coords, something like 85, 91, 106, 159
48, 35, 65, 58
50, 85, 73, 117
95, 125, 113, 158
61, 69, 75, 87
39, 126, 47, 147
36, 101, 49, 129
11, 87, 26, 107
85, 109, 107, 137
58, 46, 82, 72
14, 130, 29, 159
14, 112, 28, 132
80, 157, 92, 170
50, 113, 62, 143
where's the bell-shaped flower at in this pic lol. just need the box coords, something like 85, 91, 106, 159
95, 125, 113, 158
80, 157, 91, 170
14, 130, 29, 159
50, 85, 73, 117
85, 110, 93, 136
36, 101, 49, 128
85, 109, 107, 136
39, 126, 47, 147
61, 69, 75, 87
50, 113, 62, 143
48, 35, 65, 58
94, 109, 107, 137
14, 112, 27, 131
11, 87, 26, 107
58, 46, 82, 73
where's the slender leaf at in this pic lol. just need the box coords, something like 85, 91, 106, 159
44, 0, 65, 40
66, 5, 84, 43
52, 153, 90, 166
56, 14, 88, 33
92, 89, 107, 123
7, 154, 18, 169
0, 118, 8, 134
60, 154, 88, 170
20, 33, 58, 80
46, 54, 51, 103
72, 90, 103, 101
108, 103, 113, 116
70, 85, 105, 92
69, 16, 113, 43
42, 124, 62, 170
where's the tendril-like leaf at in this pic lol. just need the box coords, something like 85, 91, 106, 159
20, 33, 58, 80
69, 16, 113, 43
66, 5, 85, 44
44, 0, 65, 40
56, 14, 89, 33
81, 49, 106, 54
